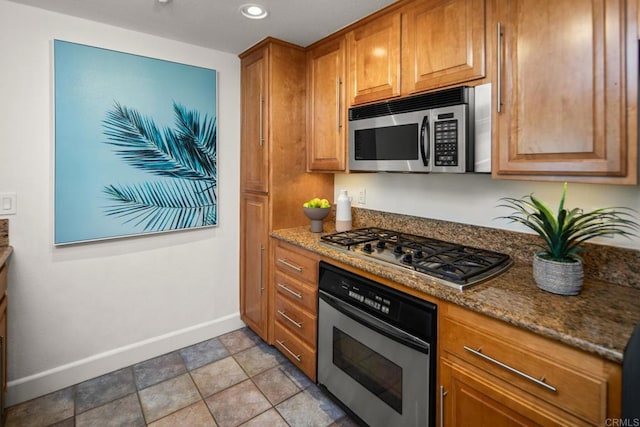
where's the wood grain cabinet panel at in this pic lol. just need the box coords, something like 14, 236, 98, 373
438, 303, 622, 426
240, 46, 269, 193
401, 0, 486, 94
239, 39, 333, 343
274, 296, 317, 347
274, 322, 317, 381
274, 271, 317, 314
273, 240, 320, 381
239, 193, 269, 340
274, 243, 318, 285
440, 358, 580, 426
307, 36, 347, 171
492, 0, 638, 183
348, 11, 402, 105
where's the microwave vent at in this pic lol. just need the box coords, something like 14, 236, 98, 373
349, 86, 472, 121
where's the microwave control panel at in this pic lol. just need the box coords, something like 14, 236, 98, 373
433, 119, 459, 166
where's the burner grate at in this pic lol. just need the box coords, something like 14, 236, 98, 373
321, 227, 398, 247
320, 227, 512, 289
412, 246, 511, 283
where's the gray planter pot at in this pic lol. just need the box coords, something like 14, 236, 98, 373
532, 253, 584, 295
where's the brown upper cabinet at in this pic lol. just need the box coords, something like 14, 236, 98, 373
346, 0, 487, 106
240, 47, 269, 193
306, 36, 348, 172
310, 0, 488, 171
401, 0, 486, 95
347, 11, 402, 105
492, 0, 638, 184
307, 0, 639, 176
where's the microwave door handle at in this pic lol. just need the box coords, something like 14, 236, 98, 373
420, 116, 430, 166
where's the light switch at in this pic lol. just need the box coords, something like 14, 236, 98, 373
0, 193, 17, 215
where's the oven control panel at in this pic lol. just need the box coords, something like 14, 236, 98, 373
348, 289, 391, 314
319, 261, 437, 342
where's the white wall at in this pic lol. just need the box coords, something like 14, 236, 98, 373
336, 172, 640, 250
0, 1, 243, 405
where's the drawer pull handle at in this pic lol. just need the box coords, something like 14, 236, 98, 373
278, 310, 303, 328
277, 258, 303, 272
276, 339, 302, 362
278, 283, 303, 299
463, 346, 557, 393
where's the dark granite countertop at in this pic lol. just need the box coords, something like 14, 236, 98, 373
271, 225, 640, 364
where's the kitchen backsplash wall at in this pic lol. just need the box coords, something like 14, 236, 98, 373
352, 207, 640, 290
335, 172, 640, 252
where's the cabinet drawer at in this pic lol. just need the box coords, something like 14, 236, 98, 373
275, 295, 317, 347
274, 243, 318, 284
274, 322, 316, 381
441, 316, 607, 424
274, 271, 317, 315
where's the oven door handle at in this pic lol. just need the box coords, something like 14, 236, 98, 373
319, 290, 430, 354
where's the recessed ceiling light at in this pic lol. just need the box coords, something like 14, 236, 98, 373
157, 0, 172, 4
240, 4, 269, 20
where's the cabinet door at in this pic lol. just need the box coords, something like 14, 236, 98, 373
440, 359, 577, 426
307, 37, 347, 171
348, 12, 401, 105
241, 47, 269, 193
493, 0, 638, 184
240, 193, 269, 341
402, 0, 485, 94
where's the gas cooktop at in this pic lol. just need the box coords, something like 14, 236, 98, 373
320, 227, 512, 290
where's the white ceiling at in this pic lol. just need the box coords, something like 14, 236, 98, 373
8, 0, 398, 54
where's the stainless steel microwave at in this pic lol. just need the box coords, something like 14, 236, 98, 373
348, 83, 491, 173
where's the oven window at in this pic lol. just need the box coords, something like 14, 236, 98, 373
354, 124, 418, 160
332, 327, 402, 414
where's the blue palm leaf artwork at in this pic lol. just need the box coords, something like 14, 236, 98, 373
101, 102, 217, 231
53, 39, 218, 244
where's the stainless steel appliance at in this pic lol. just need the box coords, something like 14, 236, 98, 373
320, 227, 512, 291
348, 83, 492, 173
317, 261, 437, 427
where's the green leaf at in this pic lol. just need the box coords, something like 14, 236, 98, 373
497, 184, 639, 261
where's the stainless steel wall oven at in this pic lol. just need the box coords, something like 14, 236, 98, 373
317, 261, 437, 427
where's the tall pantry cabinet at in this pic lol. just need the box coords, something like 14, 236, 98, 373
239, 38, 333, 342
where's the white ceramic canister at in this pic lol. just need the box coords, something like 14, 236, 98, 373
335, 189, 352, 232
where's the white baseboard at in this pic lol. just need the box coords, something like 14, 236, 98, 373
6, 313, 246, 407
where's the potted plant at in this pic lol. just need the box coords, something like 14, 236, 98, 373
498, 183, 638, 295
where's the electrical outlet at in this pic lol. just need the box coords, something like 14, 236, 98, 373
358, 188, 366, 205
0, 192, 17, 215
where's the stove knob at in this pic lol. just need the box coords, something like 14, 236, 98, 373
402, 253, 413, 264
414, 250, 424, 259
363, 243, 373, 253
376, 240, 386, 249
394, 245, 403, 254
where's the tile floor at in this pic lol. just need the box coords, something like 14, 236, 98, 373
5, 327, 359, 427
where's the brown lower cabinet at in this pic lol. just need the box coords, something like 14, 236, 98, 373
272, 240, 320, 381
263, 240, 622, 426
440, 303, 621, 426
